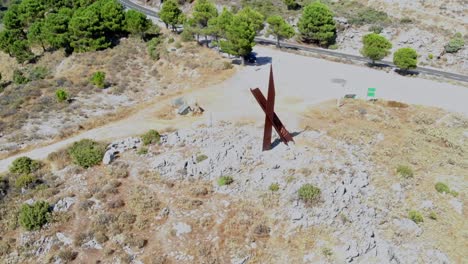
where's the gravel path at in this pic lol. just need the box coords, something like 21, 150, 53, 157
1, 46, 467, 172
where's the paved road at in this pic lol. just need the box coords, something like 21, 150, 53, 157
119, 0, 468, 84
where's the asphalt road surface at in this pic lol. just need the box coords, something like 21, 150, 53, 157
119, 0, 468, 83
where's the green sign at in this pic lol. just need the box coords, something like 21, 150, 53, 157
367, 88, 376, 97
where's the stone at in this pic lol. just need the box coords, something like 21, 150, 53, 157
420, 200, 434, 210
54, 197, 76, 212
173, 222, 192, 237
291, 210, 303, 221
56, 233, 72, 246
104, 137, 142, 165
177, 104, 191, 115
82, 239, 102, 250
393, 219, 422, 237
449, 199, 463, 214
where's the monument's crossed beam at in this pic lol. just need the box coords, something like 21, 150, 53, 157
250, 65, 294, 151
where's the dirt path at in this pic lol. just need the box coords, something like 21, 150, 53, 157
1, 46, 467, 172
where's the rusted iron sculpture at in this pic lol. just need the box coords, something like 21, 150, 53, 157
250, 65, 294, 151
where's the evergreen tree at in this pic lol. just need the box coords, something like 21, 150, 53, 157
125, 10, 151, 37
266, 15, 295, 48
42, 9, 72, 50
298, 2, 336, 47
361, 33, 392, 64
393, 47, 418, 71
220, 8, 263, 64
27, 20, 46, 51
69, 4, 110, 52
159, 0, 184, 31
100, 0, 125, 33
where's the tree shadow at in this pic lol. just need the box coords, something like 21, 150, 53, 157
395, 69, 420, 76
365, 62, 392, 68
271, 131, 302, 149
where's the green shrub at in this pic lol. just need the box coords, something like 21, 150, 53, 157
269, 183, 280, 192
29, 66, 49, 80
369, 25, 383, 34
445, 33, 464, 53
68, 139, 106, 168
9, 157, 40, 174
91, 71, 106, 88
15, 174, 37, 189
19, 201, 51, 231
396, 165, 413, 179
180, 30, 195, 42
435, 182, 450, 194
55, 89, 69, 102
137, 147, 148, 155
196, 154, 208, 163
298, 184, 321, 204
141, 129, 160, 146
429, 211, 437, 220
13, 69, 30, 85
408, 210, 423, 224
328, 44, 338, 50
434, 182, 458, 196
174, 41, 182, 49
168, 37, 175, 43
147, 36, 162, 60
400, 17, 412, 24
283, 0, 300, 10
349, 8, 389, 25
218, 176, 233, 186
428, 53, 434, 60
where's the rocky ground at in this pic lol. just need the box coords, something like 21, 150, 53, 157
0, 100, 465, 263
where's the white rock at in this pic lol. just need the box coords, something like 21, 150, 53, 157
54, 197, 76, 212
449, 199, 463, 214
420, 200, 434, 210
56, 233, 72, 246
173, 222, 192, 237
393, 219, 422, 237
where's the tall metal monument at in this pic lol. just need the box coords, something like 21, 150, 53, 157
250, 65, 294, 151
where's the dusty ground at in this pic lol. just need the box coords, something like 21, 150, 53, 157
0, 99, 466, 263
1, 45, 468, 173
0, 36, 234, 158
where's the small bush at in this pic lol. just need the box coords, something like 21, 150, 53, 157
9, 156, 40, 174
429, 211, 437, 220
445, 33, 464, 53
435, 182, 450, 194
15, 174, 37, 189
68, 139, 106, 168
137, 147, 148, 155
55, 89, 69, 102
196, 154, 208, 163
141, 129, 160, 146
349, 8, 389, 25
147, 36, 162, 60
369, 25, 383, 34
400, 17, 412, 24
322, 247, 333, 257
91, 71, 106, 88
328, 44, 338, 50
13, 69, 30, 85
217, 176, 233, 186
408, 210, 423, 224
396, 165, 413, 179
298, 184, 321, 204
174, 42, 182, 48
269, 183, 280, 192
29, 66, 49, 80
180, 30, 195, 42
168, 37, 175, 43
19, 201, 51, 231
434, 182, 457, 196
428, 53, 434, 60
